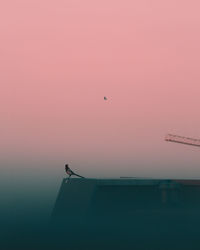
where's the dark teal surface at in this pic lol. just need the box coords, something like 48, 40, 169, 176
2, 178, 200, 249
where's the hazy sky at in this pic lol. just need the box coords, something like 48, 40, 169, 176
1, 0, 200, 178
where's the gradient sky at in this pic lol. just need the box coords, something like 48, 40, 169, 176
1, 0, 200, 178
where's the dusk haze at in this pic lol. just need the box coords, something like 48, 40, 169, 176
1, 1, 200, 178
2, 1, 200, 250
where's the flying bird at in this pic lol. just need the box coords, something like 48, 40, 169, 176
65, 164, 85, 179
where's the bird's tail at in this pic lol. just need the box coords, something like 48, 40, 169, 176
74, 173, 85, 178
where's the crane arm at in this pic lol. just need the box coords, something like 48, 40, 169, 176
165, 134, 200, 147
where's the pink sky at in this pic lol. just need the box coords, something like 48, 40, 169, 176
1, 0, 200, 178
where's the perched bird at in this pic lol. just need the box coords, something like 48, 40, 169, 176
65, 164, 85, 178
104, 96, 107, 100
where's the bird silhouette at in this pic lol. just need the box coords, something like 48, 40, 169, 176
65, 164, 85, 178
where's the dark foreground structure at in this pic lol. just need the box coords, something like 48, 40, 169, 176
51, 178, 200, 250
3, 178, 200, 250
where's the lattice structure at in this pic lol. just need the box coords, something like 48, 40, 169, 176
165, 134, 200, 147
